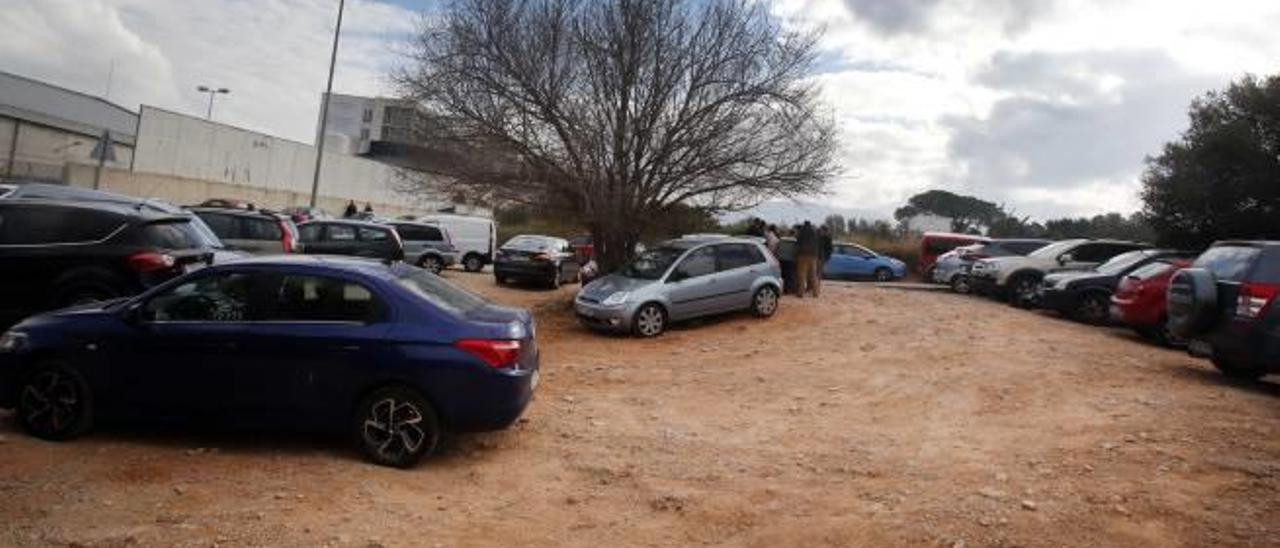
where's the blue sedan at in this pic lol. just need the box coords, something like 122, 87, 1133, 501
823, 243, 908, 282
0, 256, 539, 467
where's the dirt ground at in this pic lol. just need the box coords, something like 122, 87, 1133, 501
3, 271, 1280, 547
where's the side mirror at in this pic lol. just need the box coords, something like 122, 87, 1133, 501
1058, 253, 1074, 265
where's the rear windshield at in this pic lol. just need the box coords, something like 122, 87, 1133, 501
394, 267, 487, 315
1128, 261, 1176, 281
134, 220, 207, 249
503, 236, 557, 251
1192, 246, 1260, 282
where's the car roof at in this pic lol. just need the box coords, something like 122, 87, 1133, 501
189, 206, 286, 219
208, 254, 403, 278
299, 218, 390, 229
3, 182, 188, 214
922, 232, 991, 241
0, 195, 189, 222
1211, 240, 1280, 248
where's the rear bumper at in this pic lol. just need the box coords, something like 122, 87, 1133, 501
438, 365, 538, 432
1196, 320, 1280, 373
494, 262, 557, 279
969, 275, 1001, 297
1109, 297, 1161, 328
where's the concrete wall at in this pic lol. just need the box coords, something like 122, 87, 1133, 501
1, 116, 134, 182
132, 106, 449, 213
63, 164, 449, 220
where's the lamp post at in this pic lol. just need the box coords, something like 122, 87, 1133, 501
197, 85, 230, 120
310, 0, 346, 208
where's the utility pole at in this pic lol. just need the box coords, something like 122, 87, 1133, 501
197, 85, 230, 120
310, 0, 346, 208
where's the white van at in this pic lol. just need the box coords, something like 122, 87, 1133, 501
417, 214, 497, 272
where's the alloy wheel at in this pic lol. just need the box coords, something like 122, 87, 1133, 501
464, 256, 483, 272
20, 370, 85, 439
875, 268, 892, 282
1076, 295, 1108, 324
422, 257, 443, 274
952, 276, 971, 294
754, 287, 779, 317
635, 305, 665, 337
362, 398, 428, 464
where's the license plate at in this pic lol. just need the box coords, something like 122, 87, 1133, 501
530, 370, 540, 391
1188, 339, 1213, 357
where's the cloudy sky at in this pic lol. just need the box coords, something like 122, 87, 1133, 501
4, 0, 1279, 220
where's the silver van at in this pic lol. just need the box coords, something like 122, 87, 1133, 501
390, 221, 458, 274
574, 237, 782, 337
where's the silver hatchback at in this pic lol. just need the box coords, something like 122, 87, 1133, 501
574, 237, 783, 337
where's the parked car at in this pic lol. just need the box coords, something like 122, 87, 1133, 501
932, 238, 1051, 292
281, 206, 328, 224
1110, 257, 1193, 346
823, 242, 907, 282
575, 237, 782, 337
920, 232, 990, 278
1040, 249, 1197, 324
1168, 241, 1280, 379
568, 234, 594, 264
494, 235, 581, 289
196, 198, 255, 210
390, 221, 458, 274
0, 256, 539, 467
190, 207, 298, 255
0, 198, 214, 326
969, 239, 1151, 307
297, 220, 405, 262
0, 182, 243, 264
416, 214, 497, 272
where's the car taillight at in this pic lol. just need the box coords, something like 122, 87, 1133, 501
128, 251, 176, 273
280, 221, 295, 253
1236, 283, 1279, 319
455, 339, 522, 369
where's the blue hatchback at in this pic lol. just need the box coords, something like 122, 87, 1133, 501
0, 256, 539, 467
822, 243, 908, 282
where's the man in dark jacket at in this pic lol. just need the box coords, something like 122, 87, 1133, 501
795, 221, 820, 297
819, 225, 834, 264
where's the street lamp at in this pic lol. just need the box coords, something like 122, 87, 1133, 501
197, 85, 230, 120
310, 0, 346, 208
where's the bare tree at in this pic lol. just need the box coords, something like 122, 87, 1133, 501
398, 0, 838, 269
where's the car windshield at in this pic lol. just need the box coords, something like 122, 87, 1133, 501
1192, 245, 1261, 282
503, 236, 556, 251
1096, 250, 1151, 275
1027, 240, 1079, 259
620, 246, 685, 280
135, 220, 208, 249
394, 267, 488, 315
1128, 261, 1175, 281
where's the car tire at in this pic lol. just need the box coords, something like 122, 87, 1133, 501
419, 255, 444, 274
752, 285, 780, 318
1166, 268, 1218, 339
632, 303, 667, 338
1072, 292, 1111, 324
1211, 357, 1266, 381
17, 362, 95, 442
874, 268, 892, 282
1008, 273, 1042, 308
951, 275, 971, 294
354, 385, 441, 468
463, 254, 485, 273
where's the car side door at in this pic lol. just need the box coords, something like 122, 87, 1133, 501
325, 223, 360, 256
714, 243, 766, 311
1057, 243, 1110, 272
358, 225, 403, 260
663, 246, 719, 320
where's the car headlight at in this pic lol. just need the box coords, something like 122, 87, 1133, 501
0, 330, 28, 353
602, 291, 630, 306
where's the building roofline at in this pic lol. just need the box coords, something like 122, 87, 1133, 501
0, 70, 138, 117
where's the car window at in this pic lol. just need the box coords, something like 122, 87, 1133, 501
195, 212, 237, 239
1128, 261, 1176, 281
1004, 241, 1048, 255
299, 224, 322, 242
504, 235, 554, 251
672, 246, 716, 280
717, 243, 764, 271
1096, 250, 1151, 275
396, 225, 442, 241
395, 267, 488, 315
144, 272, 257, 322
359, 227, 389, 242
133, 220, 206, 249
0, 204, 124, 245
270, 275, 383, 323
621, 246, 684, 280
1192, 245, 1261, 282
328, 224, 357, 242
243, 217, 283, 241
1028, 240, 1079, 259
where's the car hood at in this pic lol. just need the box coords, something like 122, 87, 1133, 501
581, 274, 656, 299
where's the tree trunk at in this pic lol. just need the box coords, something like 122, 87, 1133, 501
593, 219, 635, 274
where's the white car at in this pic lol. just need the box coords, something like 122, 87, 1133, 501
968, 239, 1150, 306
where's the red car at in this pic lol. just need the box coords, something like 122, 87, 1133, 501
919, 232, 989, 277
568, 234, 594, 264
1110, 258, 1192, 346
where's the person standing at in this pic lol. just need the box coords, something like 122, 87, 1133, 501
795, 221, 820, 298
343, 200, 358, 218
819, 225, 833, 265
764, 224, 780, 254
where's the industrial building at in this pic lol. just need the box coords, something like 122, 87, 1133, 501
0, 71, 486, 219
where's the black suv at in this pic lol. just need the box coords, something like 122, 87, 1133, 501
0, 199, 213, 325
297, 219, 405, 261
1041, 248, 1198, 324
1168, 241, 1280, 379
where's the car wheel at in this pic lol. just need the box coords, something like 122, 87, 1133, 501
752, 285, 780, 318
419, 255, 444, 274
1072, 292, 1110, 324
355, 385, 440, 468
17, 362, 94, 441
1009, 274, 1041, 308
1211, 357, 1266, 381
874, 268, 892, 282
463, 255, 484, 273
951, 275, 971, 294
632, 303, 667, 338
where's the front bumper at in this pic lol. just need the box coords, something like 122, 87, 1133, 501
574, 299, 631, 332
969, 274, 1001, 297
1039, 286, 1076, 313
